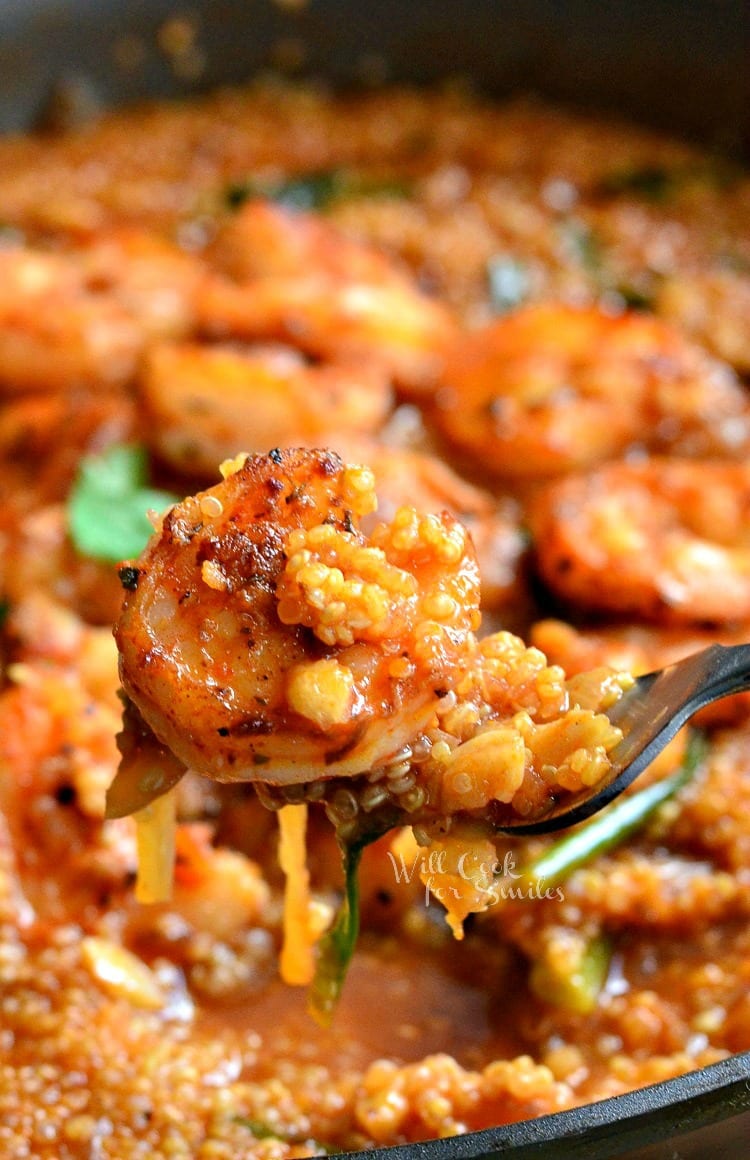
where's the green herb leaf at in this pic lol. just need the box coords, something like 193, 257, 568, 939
308, 839, 364, 1027
486, 255, 530, 313
599, 161, 742, 202
224, 168, 412, 212
308, 812, 402, 1027
234, 1119, 280, 1141
518, 729, 708, 890
234, 1118, 333, 1153
559, 218, 605, 277
67, 444, 178, 564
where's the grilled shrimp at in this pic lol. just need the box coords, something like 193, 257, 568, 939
431, 303, 750, 479
197, 200, 457, 393
115, 448, 482, 786
0, 230, 203, 394
0, 244, 142, 393
656, 268, 750, 373
530, 458, 750, 623
0, 391, 135, 509
139, 341, 392, 478
205, 197, 396, 285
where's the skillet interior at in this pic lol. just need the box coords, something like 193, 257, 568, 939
0, 2, 748, 1156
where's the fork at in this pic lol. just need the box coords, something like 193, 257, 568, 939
500, 642, 750, 835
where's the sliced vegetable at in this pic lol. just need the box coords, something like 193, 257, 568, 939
518, 729, 707, 891
106, 698, 187, 820
486, 255, 530, 313
278, 803, 317, 986
133, 783, 178, 904
224, 168, 412, 211
530, 932, 612, 1014
67, 444, 178, 564
307, 803, 407, 1024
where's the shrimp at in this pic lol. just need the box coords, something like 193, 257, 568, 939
0, 230, 203, 394
205, 197, 397, 285
430, 303, 750, 479
139, 341, 392, 478
113, 447, 632, 850
656, 268, 750, 373
530, 458, 750, 623
0, 391, 135, 510
0, 502, 125, 625
197, 200, 457, 394
0, 244, 142, 393
115, 447, 482, 786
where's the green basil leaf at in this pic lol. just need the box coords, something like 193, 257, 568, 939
67, 444, 177, 564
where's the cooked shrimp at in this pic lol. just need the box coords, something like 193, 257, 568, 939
0, 244, 142, 393
0, 391, 135, 510
431, 303, 750, 479
0, 503, 125, 625
656, 268, 750, 373
115, 448, 482, 786
323, 435, 528, 615
205, 197, 398, 285
0, 230, 203, 394
197, 200, 457, 393
139, 341, 392, 478
530, 458, 750, 623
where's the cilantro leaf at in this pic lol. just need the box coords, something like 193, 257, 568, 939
67, 444, 177, 564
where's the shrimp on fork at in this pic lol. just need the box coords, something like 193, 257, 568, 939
113, 448, 630, 829
115, 447, 481, 788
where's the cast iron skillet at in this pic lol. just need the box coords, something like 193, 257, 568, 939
1, 2, 749, 1157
